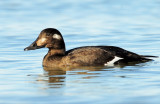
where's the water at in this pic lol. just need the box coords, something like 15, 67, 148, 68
0, 0, 160, 104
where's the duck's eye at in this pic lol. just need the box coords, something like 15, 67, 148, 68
46, 33, 50, 36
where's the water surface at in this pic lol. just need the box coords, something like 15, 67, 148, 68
0, 0, 160, 104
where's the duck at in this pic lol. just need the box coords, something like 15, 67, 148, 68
24, 28, 157, 67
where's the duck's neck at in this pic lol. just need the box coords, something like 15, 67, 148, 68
48, 48, 65, 56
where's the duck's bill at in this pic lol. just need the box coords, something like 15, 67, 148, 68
24, 46, 43, 51
24, 41, 44, 51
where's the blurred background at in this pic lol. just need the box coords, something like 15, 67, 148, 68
0, 0, 160, 104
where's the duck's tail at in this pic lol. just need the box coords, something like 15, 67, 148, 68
141, 55, 159, 58
140, 55, 158, 61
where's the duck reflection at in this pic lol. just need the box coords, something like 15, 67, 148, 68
41, 61, 149, 88
42, 67, 66, 88
42, 66, 108, 88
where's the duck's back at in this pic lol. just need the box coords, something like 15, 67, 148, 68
62, 46, 151, 66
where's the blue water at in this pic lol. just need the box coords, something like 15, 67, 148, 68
0, 0, 160, 104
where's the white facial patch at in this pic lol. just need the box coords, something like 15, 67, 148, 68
105, 56, 123, 66
53, 34, 61, 40
41, 38, 47, 43
37, 38, 47, 46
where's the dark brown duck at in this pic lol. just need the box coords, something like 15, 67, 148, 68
24, 28, 157, 67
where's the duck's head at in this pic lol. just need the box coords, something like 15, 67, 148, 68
24, 28, 65, 51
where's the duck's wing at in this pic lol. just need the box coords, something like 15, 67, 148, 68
64, 47, 117, 66
64, 46, 156, 66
